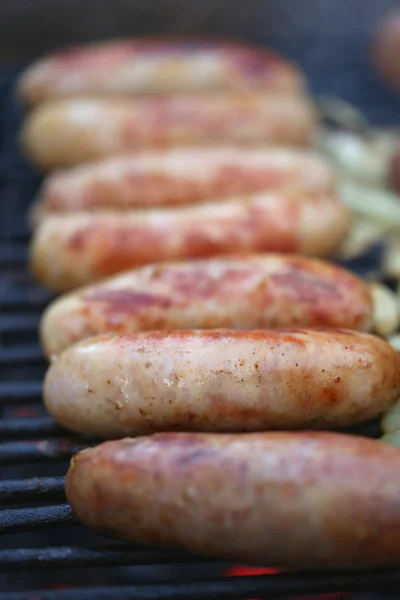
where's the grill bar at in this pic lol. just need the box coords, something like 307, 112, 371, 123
0, 417, 66, 438
0, 224, 30, 242
0, 314, 39, 333
0, 243, 27, 267
0, 344, 43, 366
0, 289, 50, 309
0, 503, 78, 534
0, 439, 88, 465
0, 545, 215, 571
0, 476, 65, 503
0, 381, 42, 404
0, 223, 30, 243
2, 569, 400, 600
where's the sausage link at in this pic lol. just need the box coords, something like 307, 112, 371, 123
18, 38, 305, 105
32, 148, 335, 221
40, 255, 372, 357
66, 431, 400, 569
44, 329, 400, 437
30, 191, 350, 292
21, 94, 317, 169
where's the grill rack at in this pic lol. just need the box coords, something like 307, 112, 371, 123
2, 63, 400, 600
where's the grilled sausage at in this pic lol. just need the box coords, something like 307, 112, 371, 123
66, 431, 400, 568
44, 329, 400, 437
32, 148, 335, 222
30, 191, 350, 292
21, 94, 317, 169
18, 38, 304, 105
40, 255, 372, 358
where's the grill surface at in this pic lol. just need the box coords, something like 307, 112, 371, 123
2, 61, 400, 599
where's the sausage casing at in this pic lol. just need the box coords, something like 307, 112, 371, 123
32, 147, 335, 220
40, 255, 372, 357
30, 191, 350, 292
18, 38, 305, 105
44, 329, 400, 437
66, 431, 400, 569
21, 94, 317, 169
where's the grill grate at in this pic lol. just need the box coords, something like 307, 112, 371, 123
0, 476, 65, 502
3, 571, 400, 600
0, 546, 218, 572
0, 439, 89, 466
0, 504, 78, 535
2, 62, 400, 599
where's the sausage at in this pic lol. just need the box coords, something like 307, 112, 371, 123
17, 38, 305, 105
66, 431, 400, 568
40, 255, 372, 358
30, 191, 350, 292
32, 148, 335, 222
44, 329, 400, 437
21, 94, 317, 170
372, 10, 400, 92
390, 141, 400, 193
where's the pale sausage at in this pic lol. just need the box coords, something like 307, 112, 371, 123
18, 38, 305, 105
21, 94, 317, 169
44, 329, 400, 437
32, 148, 335, 221
30, 191, 350, 292
40, 255, 372, 358
66, 431, 400, 568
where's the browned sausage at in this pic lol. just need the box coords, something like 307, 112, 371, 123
40, 255, 372, 358
18, 38, 305, 105
66, 431, 400, 568
32, 147, 335, 221
21, 94, 317, 170
30, 191, 350, 292
44, 329, 400, 437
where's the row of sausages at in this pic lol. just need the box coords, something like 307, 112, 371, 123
19, 39, 314, 169
20, 40, 348, 292
28, 148, 348, 291
18, 38, 400, 570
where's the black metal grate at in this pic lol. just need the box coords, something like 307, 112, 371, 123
2, 62, 400, 600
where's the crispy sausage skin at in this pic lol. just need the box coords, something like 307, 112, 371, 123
30, 192, 350, 292
32, 148, 335, 221
66, 431, 400, 568
21, 94, 317, 170
44, 329, 400, 437
40, 255, 372, 358
18, 38, 305, 105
